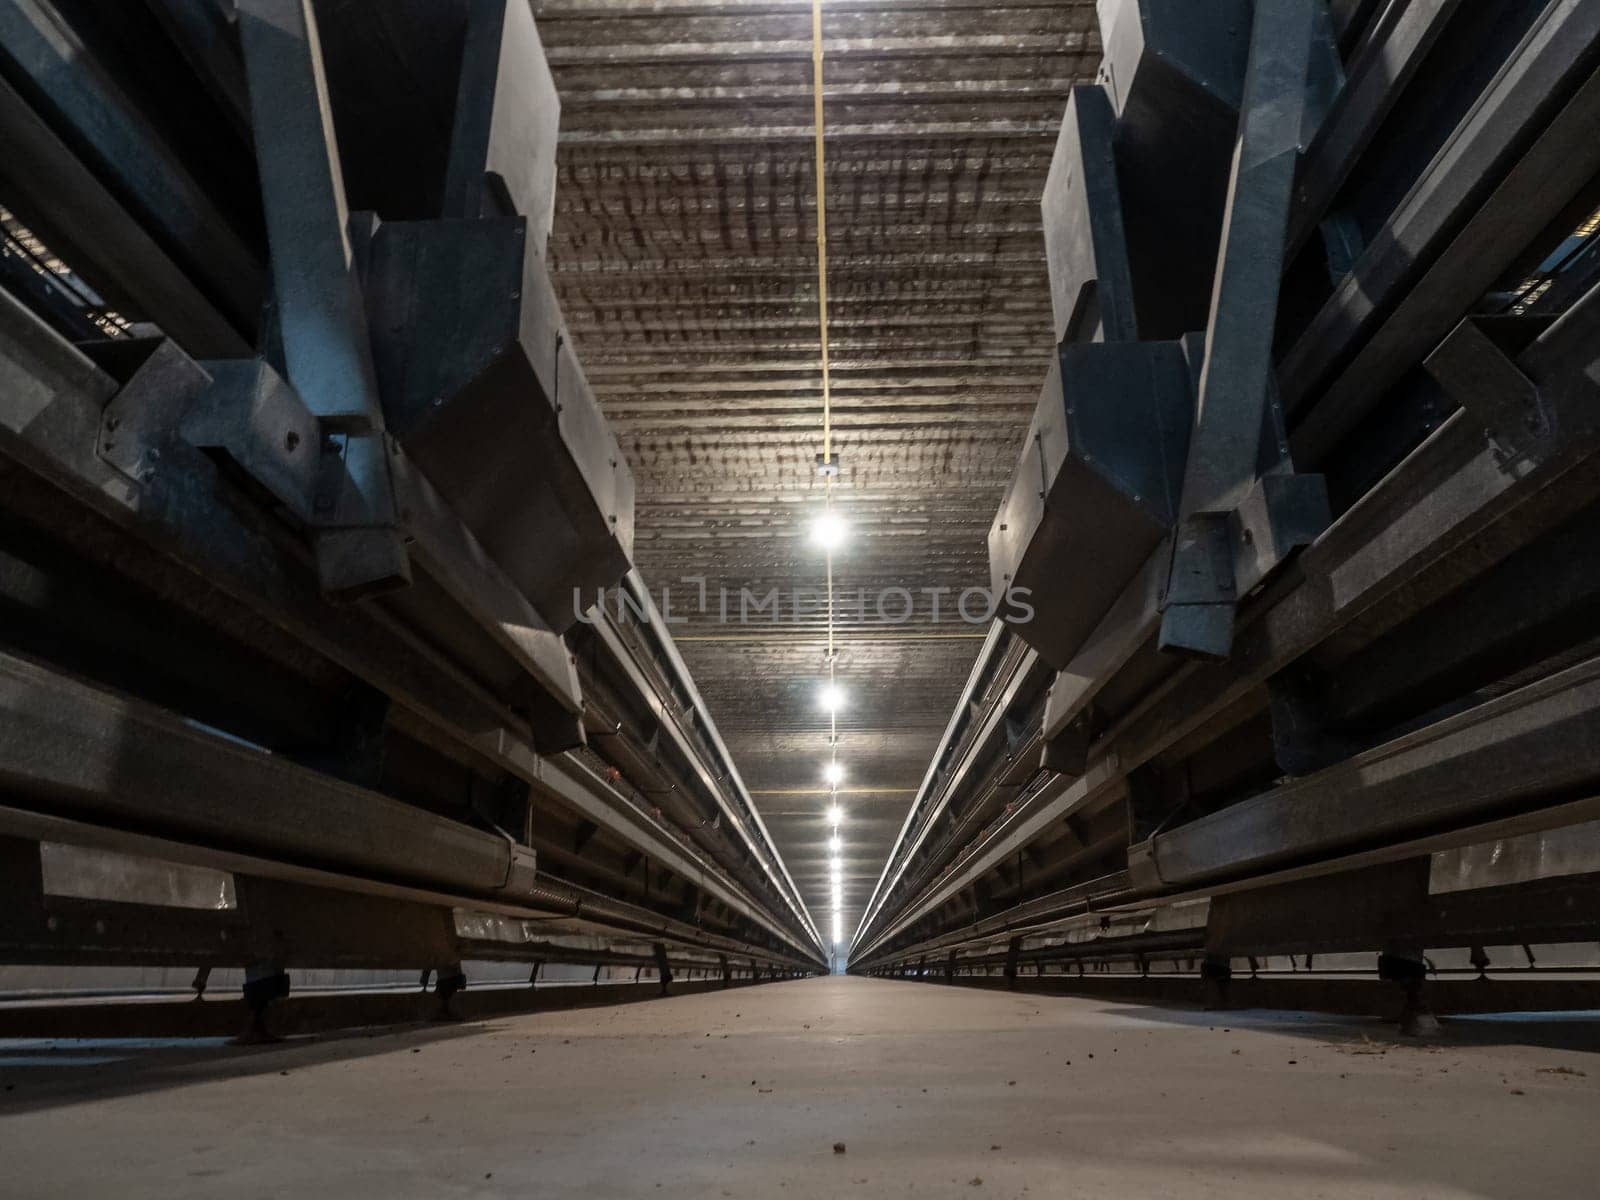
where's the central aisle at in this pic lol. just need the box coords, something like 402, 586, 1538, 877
4, 977, 1597, 1198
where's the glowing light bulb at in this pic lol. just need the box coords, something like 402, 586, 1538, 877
809, 511, 849, 551
828, 834, 842, 853
826, 804, 843, 826
818, 684, 845, 714
822, 761, 846, 786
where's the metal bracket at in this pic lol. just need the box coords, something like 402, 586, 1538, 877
1231, 472, 1331, 598
181, 357, 410, 598
94, 341, 405, 581
1159, 512, 1236, 659
96, 341, 211, 487
1125, 839, 1161, 891
1040, 713, 1091, 778
1425, 316, 1549, 466
174, 354, 410, 599
183, 358, 324, 523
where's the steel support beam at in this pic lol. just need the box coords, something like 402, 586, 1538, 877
235, 0, 410, 598
1160, 0, 1328, 659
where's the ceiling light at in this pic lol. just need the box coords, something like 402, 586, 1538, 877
826, 804, 843, 825
818, 684, 845, 714
822, 761, 846, 786
829, 856, 842, 872
808, 511, 849, 551
828, 834, 842, 853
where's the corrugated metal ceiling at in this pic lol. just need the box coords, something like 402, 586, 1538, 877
536, 0, 1101, 949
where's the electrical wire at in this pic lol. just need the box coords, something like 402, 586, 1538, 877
811, 0, 844, 954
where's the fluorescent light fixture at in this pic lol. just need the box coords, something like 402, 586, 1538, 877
808, 511, 849, 551
826, 804, 843, 825
818, 684, 845, 714
822, 761, 846, 786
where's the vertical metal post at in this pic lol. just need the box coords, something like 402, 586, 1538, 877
429, 960, 467, 1021
235, 0, 409, 598
1160, 0, 1327, 659
1380, 949, 1440, 1036
238, 960, 290, 1043
652, 942, 673, 995
1202, 956, 1233, 1011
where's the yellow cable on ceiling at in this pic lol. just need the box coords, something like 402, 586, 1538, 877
812, 0, 834, 470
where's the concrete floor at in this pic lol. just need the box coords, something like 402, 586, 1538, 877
2, 977, 1597, 1198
